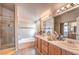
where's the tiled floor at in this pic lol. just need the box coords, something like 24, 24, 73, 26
0, 48, 39, 55
0, 48, 16, 55
0, 41, 39, 55
16, 48, 39, 55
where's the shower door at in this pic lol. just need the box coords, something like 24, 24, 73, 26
1, 16, 15, 49
0, 6, 15, 50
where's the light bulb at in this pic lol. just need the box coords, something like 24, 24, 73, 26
66, 4, 71, 9
73, 3, 78, 5
57, 9, 60, 13
61, 7, 65, 10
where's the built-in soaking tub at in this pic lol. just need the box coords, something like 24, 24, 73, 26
18, 38, 35, 49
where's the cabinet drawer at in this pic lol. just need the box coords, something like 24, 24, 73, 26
42, 40, 49, 46
42, 49, 48, 55
42, 44, 48, 54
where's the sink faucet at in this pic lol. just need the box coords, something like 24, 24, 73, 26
58, 34, 65, 41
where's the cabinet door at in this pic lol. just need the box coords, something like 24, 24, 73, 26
38, 39, 40, 49
66, 51, 74, 55
37, 39, 42, 53
62, 49, 75, 55
49, 44, 62, 55
42, 40, 49, 46
42, 44, 49, 55
62, 49, 66, 55
49, 43, 54, 55
42, 50, 48, 55
42, 40, 49, 55
54, 45, 62, 55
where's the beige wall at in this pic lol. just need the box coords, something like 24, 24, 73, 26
54, 7, 79, 34
36, 20, 40, 33
15, 4, 36, 40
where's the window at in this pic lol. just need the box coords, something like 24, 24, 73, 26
64, 23, 68, 37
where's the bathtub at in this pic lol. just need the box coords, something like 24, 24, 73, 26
19, 38, 35, 43
18, 38, 35, 49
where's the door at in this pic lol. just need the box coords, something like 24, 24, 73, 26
60, 23, 64, 35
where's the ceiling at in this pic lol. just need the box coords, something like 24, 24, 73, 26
1, 3, 66, 22
16, 3, 66, 22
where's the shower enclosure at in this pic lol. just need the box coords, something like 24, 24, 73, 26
0, 4, 15, 50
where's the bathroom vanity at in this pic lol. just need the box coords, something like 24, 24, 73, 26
35, 35, 79, 55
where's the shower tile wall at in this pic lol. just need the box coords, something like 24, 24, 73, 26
0, 5, 2, 49
0, 5, 15, 49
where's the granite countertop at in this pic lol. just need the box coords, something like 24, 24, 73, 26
35, 35, 79, 55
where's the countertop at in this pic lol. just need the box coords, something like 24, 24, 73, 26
35, 35, 79, 55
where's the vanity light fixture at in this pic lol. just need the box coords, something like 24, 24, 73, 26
56, 3, 79, 14
61, 7, 64, 10
57, 9, 60, 13
61, 7, 65, 11
73, 3, 79, 5
66, 4, 72, 9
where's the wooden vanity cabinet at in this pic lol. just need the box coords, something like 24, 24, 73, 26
41, 40, 49, 55
35, 36, 76, 55
62, 49, 75, 55
49, 43, 62, 55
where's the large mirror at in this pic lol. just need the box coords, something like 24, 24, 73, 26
42, 17, 54, 35
43, 19, 53, 33
60, 21, 76, 39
